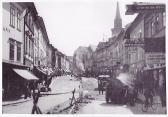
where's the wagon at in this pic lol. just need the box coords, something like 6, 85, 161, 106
105, 73, 136, 105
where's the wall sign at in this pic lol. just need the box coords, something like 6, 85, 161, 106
145, 52, 165, 64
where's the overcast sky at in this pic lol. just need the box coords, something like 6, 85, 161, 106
34, 0, 163, 56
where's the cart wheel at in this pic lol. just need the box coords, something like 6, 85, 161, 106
106, 97, 110, 103
151, 102, 158, 111
142, 102, 148, 112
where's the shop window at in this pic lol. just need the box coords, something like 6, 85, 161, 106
16, 42, 21, 62
9, 38, 15, 60
10, 7, 15, 28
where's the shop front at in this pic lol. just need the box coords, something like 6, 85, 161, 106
2, 61, 38, 100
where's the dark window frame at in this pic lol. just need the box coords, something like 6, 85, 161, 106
163, 12, 166, 27
16, 42, 21, 62
10, 7, 15, 28
9, 38, 15, 60
17, 11, 21, 31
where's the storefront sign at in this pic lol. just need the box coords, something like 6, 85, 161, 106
126, 3, 165, 15
145, 53, 165, 64
124, 39, 144, 48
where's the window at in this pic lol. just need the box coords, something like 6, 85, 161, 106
10, 7, 15, 27
29, 39, 31, 56
139, 29, 142, 38
147, 23, 151, 37
151, 22, 155, 35
9, 39, 15, 60
25, 36, 28, 54
27, 36, 29, 55
17, 42, 21, 61
163, 12, 166, 27
17, 12, 21, 31
155, 16, 159, 32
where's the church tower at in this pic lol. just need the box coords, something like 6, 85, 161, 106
111, 2, 123, 36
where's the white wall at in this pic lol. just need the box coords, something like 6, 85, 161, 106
2, 3, 24, 64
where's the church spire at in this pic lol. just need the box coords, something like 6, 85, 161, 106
111, 2, 123, 36
116, 2, 121, 20
114, 2, 122, 28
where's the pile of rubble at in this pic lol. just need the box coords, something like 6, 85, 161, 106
82, 78, 98, 91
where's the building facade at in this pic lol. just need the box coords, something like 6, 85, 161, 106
3, 2, 26, 98
3, 2, 24, 65
23, 3, 38, 68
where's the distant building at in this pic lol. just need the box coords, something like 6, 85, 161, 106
94, 2, 125, 76
47, 44, 53, 68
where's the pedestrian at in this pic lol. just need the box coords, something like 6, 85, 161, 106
158, 70, 166, 107
98, 80, 104, 95
153, 70, 159, 95
31, 89, 42, 114
23, 82, 31, 99
78, 85, 83, 102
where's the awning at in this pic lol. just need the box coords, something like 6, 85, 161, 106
13, 69, 39, 80
98, 75, 110, 78
36, 67, 47, 75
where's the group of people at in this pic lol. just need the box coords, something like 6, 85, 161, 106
23, 75, 53, 99
135, 69, 166, 107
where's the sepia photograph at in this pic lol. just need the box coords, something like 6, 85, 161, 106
1, 0, 167, 115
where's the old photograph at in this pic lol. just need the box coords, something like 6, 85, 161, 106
2, 0, 166, 115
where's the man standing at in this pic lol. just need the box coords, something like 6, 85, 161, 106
158, 70, 166, 107
98, 80, 104, 95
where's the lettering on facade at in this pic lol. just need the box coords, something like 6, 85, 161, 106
126, 4, 165, 14
145, 53, 165, 64
124, 39, 144, 48
3, 26, 11, 33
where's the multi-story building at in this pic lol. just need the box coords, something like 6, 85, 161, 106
3, 3, 24, 65
47, 44, 53, 68
125, 3, 166, 91
124, 13, 145, 74
23, 3, 38, 68
37, 16, 49, 67
125, 3, 165, 72
2, 2, 25, 98
94, 2, 125, 76
2, 2, 40, 98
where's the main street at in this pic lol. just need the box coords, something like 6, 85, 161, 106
76, 91, 166, 114
3, 75, 166, 114
2, 75, 80, 114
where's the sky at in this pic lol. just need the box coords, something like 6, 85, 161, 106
34, 0, 160, 56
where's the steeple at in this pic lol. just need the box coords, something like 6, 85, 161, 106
114, 2, 122, 28
116, 2, 121, 19
111, 2, 123, 37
